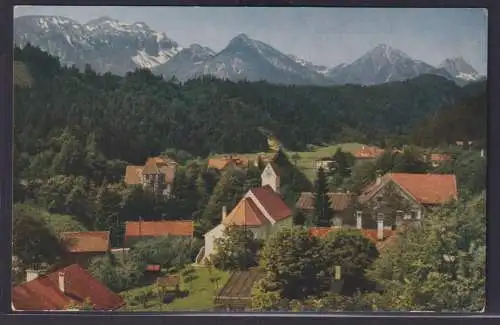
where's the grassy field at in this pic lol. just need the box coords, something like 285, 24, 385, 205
120, 266, 230, 312
209, 142, 364, 182
287, 142, 364, 181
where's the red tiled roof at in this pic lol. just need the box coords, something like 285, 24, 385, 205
309, 227, 395, 242
359, 173, 458, 205
353, 145, 384, 159
146, 265, 161, 272
222, 198, 270, 227
250, 186, 292, 222
390, 173, 458, 205
124, 220, 194, 240
12, 264, 125, 311
296, 192, 355, 212
60, 232, 110, 253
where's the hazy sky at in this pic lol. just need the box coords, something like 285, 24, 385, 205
14, 7, 488, 74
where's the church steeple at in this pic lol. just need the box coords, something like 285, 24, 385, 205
261, 162, 281, 193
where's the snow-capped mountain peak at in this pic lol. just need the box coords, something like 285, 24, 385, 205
14, 15, 182, 75
438, 57, 482, 81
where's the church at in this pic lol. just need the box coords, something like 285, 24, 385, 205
202, 162, 293, 262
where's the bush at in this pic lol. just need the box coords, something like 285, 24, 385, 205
128, 235, 195, 271
212, 224, 260, 271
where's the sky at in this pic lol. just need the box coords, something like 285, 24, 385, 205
14, 7, 488, 74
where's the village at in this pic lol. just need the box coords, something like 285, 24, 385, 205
11, 139, 485, 312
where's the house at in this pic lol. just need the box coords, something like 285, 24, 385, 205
353, 145, 384, 161
313, 158, 335, 171
12, 264, 125, 311
295, 192, 356, 226
60, 231, 110, 268
203, 162, 292, 261
124, 156, 177, 197
356, 172, 458, 229
424, 153, 452, 168
124, 220, 194, 247
208, 155, 251, 170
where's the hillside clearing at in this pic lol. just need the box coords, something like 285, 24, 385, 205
209, 143, 364, 181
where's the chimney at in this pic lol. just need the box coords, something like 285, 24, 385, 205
356, 211, 362, 229
481, 149, 485, 158
222, 206, 227, 220
25, 269, 40, 282
377, 216, 384, 241
375, 173, 382, 186
58, 272, 65, 293
334, 265, 341, 280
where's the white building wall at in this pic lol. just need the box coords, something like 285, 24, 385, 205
204, 224, 226, 260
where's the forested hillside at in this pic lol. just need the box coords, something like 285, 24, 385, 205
14, 44, 485, 166
12, 44, 487, 248
411, 92, 487, 147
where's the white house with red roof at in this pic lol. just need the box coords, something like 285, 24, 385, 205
203, 162, 292, 262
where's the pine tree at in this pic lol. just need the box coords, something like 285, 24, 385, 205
314, 167, 333, 227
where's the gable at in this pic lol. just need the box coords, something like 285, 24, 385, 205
359, 173, 458, 206
296, 192, 355, 212
222, 197, 270, 227
247, 186, 291, 223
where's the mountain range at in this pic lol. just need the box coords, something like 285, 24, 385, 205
14, 15, 486, 86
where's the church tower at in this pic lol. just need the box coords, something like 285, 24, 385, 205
261, 162, 281, 194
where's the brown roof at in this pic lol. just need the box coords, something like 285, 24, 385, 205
309, 227, 395, 242
124, 157, 176, 185
222, 198, 270, 227
429, 153, 451, 162
359, 173, 458, 205
12, 264, 125, 311
208, 155, 250, 170
296, 192, 355, 212
353, 145, 384, 159
124, 220, 194, 240
249, 186, 292, 222
60, 232, 110, 253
